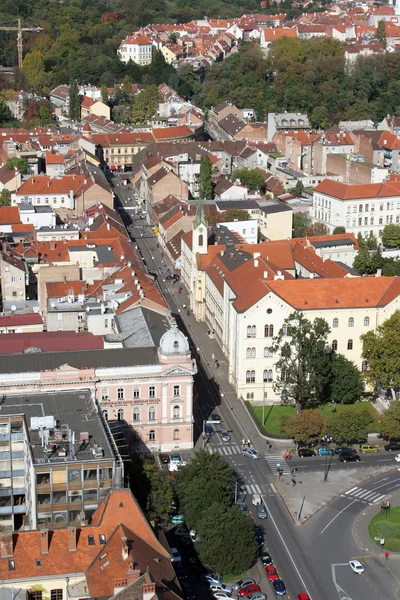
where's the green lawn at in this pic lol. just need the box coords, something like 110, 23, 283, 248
369, 506, 400, 552
247, 401, 380, 439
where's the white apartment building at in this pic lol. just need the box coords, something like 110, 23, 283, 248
118, 35, 153, 65
312, 178, 400, 240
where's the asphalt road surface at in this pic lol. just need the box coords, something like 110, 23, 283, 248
112, 175, 399, 600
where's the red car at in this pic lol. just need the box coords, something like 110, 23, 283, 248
265, 565, 279, 581
297, 595, 310, 600
238, 584, 261, 597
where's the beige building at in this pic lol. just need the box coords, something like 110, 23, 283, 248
0, 252, 26, 302
118, 35, 153, 65
80, 97, 111, 120
259, 203, 293, 240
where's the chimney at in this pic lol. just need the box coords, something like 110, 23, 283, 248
107, 223, 110, 230
122, 536, 129, 561
143, 582, 156, 600
263, 270, 268, 279
0, 533, 13, 558
68, 526, 77, 552
253, 251, 261, 259
254, 259, 259, 268
41, 529, 49, 554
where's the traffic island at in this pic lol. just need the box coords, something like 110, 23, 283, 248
369, 505, 400, 552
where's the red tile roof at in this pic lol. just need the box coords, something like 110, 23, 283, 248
0, 206, 21, 225
292, 241, 349, 278
45, 151, 64, 164
0, 313, 43, 327
0, 331, 104, 354
16, 175, 85, 197
263, 27, 297, 41
152, 125, 194, 140
314, 178, 400, 200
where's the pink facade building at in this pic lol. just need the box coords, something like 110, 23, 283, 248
0, 324, 196, 453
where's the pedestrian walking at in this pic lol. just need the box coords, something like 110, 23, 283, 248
385, 551, 389, 560
291, 478, 296, 487
242, 438, 246, 446
247, 439, 251, 447
269, 443, 272, 453
211, 354, 215, 361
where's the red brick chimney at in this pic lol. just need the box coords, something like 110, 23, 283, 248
41, 529, 49, 554
68, 526, 77, 552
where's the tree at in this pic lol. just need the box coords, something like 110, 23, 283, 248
232, 168, 265, 192
294, 180, 304, 196
195, 503, 258, 576
293, 212, 310, 238
198, 155, 213, 200
101, 83, 109, 105
376, 20, 387, 48
143, 464, 173, 524
361, 311, 400, 398
333, 226, 346, 234
168, 32, 178, 44
305, 222, 329, 237
353, 247, 379, 275
69, 79, 80, 122
285, 409, 325, 444
0, 189, 11, 206
0, 100, 13, 126
328, 406, 373, 443
272, 312, 331, 413
382, 224, 400, 248
221, 208, 250, 222
379, 401, 400, 440
366, 232, 378, 250
6, 157, 28, 174
22, 51, 47, 92
325, 353, 363, 405
132, 85, 161, 123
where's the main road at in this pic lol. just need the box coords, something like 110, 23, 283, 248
112, 176, 399, 600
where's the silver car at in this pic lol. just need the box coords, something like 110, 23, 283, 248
239, 503, 250, 517
220, 430, 231, 442
246, 594, 266, 600
232, 578, 255, 591
242, 447, 260, 459
257, 504, 267, 519
209, 584, 232, 596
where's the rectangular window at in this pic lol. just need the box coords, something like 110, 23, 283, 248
104, 319, 108, 328
364, 217, 368, 225
133, 388, 140, 398
358, 218, 362, 226
379, 217, 383, 225
30, 592, 42, 600
371, 204, 375, 212
117, 388, 124, 399
51, 591, 63, 600
359, 204, 362, 212
173, 385, 180, 397
149, 386, 155, 398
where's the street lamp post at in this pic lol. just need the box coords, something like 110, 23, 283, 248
322, 432, 333, 482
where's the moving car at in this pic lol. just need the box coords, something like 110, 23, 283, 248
260, 551, 273, 566
171, 547, 181, 563
349, 560, 364, 574
211, 413, 221, 422
273, 580, 286, 596
298, 448, 316, 457
359, 444, 378, 453
200, 574, 223, 586
209, 584, 232, 596
334, 447, 356, 455
297, 595, 310, 600
233, 578, 255, 591
265, 565, 279, 581
339, 453, 360, 463
257, 504, 267, 519
242, 447, 261, 459
247, 595, 266, 600
318, 447, 334, 456
239, 503, 250, 517
238, 584, 261, 597
205, 424, 214, 436
384, 442, 400, 451
219, 430, 231, 442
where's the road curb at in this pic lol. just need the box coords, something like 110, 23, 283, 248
353, 486, 400, 556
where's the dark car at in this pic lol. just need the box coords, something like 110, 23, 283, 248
298, 448, 316, 457
159, 453, 170, 464
339, 453, 360, 463
254, 527, 264, 547
273, 580, 286, 596
260, 551, 273, 566
334, 447, 356, 455
211, 413, 221, 422
384, 442, 400, 451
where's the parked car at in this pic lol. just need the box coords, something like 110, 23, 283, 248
260, 551, 273, 566
209, 584, 232, 596
239, 503, 250, 517
384, 442, 400, 451
339, 453, 360, 463
170, 453, 182, 462
242, 447, 261, 459
273, 580, 286, 596
205, 424, 214, 436
200, 574, 223, 586
171, 547, 181, 563
257, 504, 267, 519
211, 413, 221, 422
219, 430, 231, 442
297, 595, 310, 600
233, 578, 255, 591
246, 594, 266, 600
213, 593, 231, 600
171, 515, 184, 525
318, 447, 334, 456
254, 526, 264, 547
159, 453, 170, 464
265, 565, 279, 581
238, 584, 261, 597
334, 447, 356, 455
298, 448, 316, 457
359, 444, 378, 453
349, 560, 364, 574
174, 526, 188, 537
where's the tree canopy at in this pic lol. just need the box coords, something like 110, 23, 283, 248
328, 406, 373, 443
293, 212, 310, 238
361, 310, 400, 395
232, 168, 265, 192
7, 157, 28, 174
286, 409, 325, 444
379, 401, 400, 440
382, 224, 400, 248
198, 155, 213, 200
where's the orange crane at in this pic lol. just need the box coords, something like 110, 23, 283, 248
0, 18, 42, 69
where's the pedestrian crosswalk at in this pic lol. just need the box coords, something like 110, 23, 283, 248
206, 443, 242, 456
342, 486, 387, 505
265, 454, 292, 475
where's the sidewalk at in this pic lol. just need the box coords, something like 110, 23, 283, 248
354, 488, 400, 555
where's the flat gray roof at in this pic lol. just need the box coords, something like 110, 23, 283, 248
116, 307, 170, 348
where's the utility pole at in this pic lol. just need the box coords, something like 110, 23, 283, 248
0, 19, 42, 68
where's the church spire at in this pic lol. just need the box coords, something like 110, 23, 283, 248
194, 198, 207, 230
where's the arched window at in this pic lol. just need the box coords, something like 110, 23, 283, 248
246, 392, 254, 400
269, 325, 274, 337
251, 325, 256, 338
362, 359, 368, 372
364, 317, 370, 327
332, 340, 338, 351
173, 405, 180, 420
133, 387, 140, 399
264, 369, 273, 382
251, 347, 256, 358
264, 347, 273, 358
247, 326, 252, 338
246, 370, 255, 383
246, 370, 251, 383
198, 234, 204, 247
149, 430, 155, 441
246, 347, 252, 358
348, 317, 354, 327
117, 408, 124, 421
173, 429, 180, 440
102, 409, 108, 420
173, 340, 179, 349
347, 339, 353, 350
133, 408, 140, 422
149, 406, 156, 421
251, 370, 255, 383
282, 324, 287, 336
264, 325, 269, 337
333, 318, 339, 328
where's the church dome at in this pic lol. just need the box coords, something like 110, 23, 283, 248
159, 322, 189, 355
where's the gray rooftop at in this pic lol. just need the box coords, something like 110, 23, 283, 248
17, 202, 54, 214
260, 203, 293, 214
215, 200, 259, 210
311, 237, 356, 249
0, 347, 159, 374
116, 307, 170, 348
0, 389, 115, 463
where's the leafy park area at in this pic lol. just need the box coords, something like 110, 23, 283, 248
369, 507, 400, 552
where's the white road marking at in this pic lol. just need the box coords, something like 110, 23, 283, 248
350, 489, 368, 497
356, 490, 376, 499
361, 491, 380, 500
374, 477, 389, 484
345, 486, 358, 494
261, 495, 314, 600
331, 563, 353, 600
371, 494, 386, 504
320, 499, 358, 534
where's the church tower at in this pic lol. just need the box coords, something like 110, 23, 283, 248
192, 200, 208, 255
